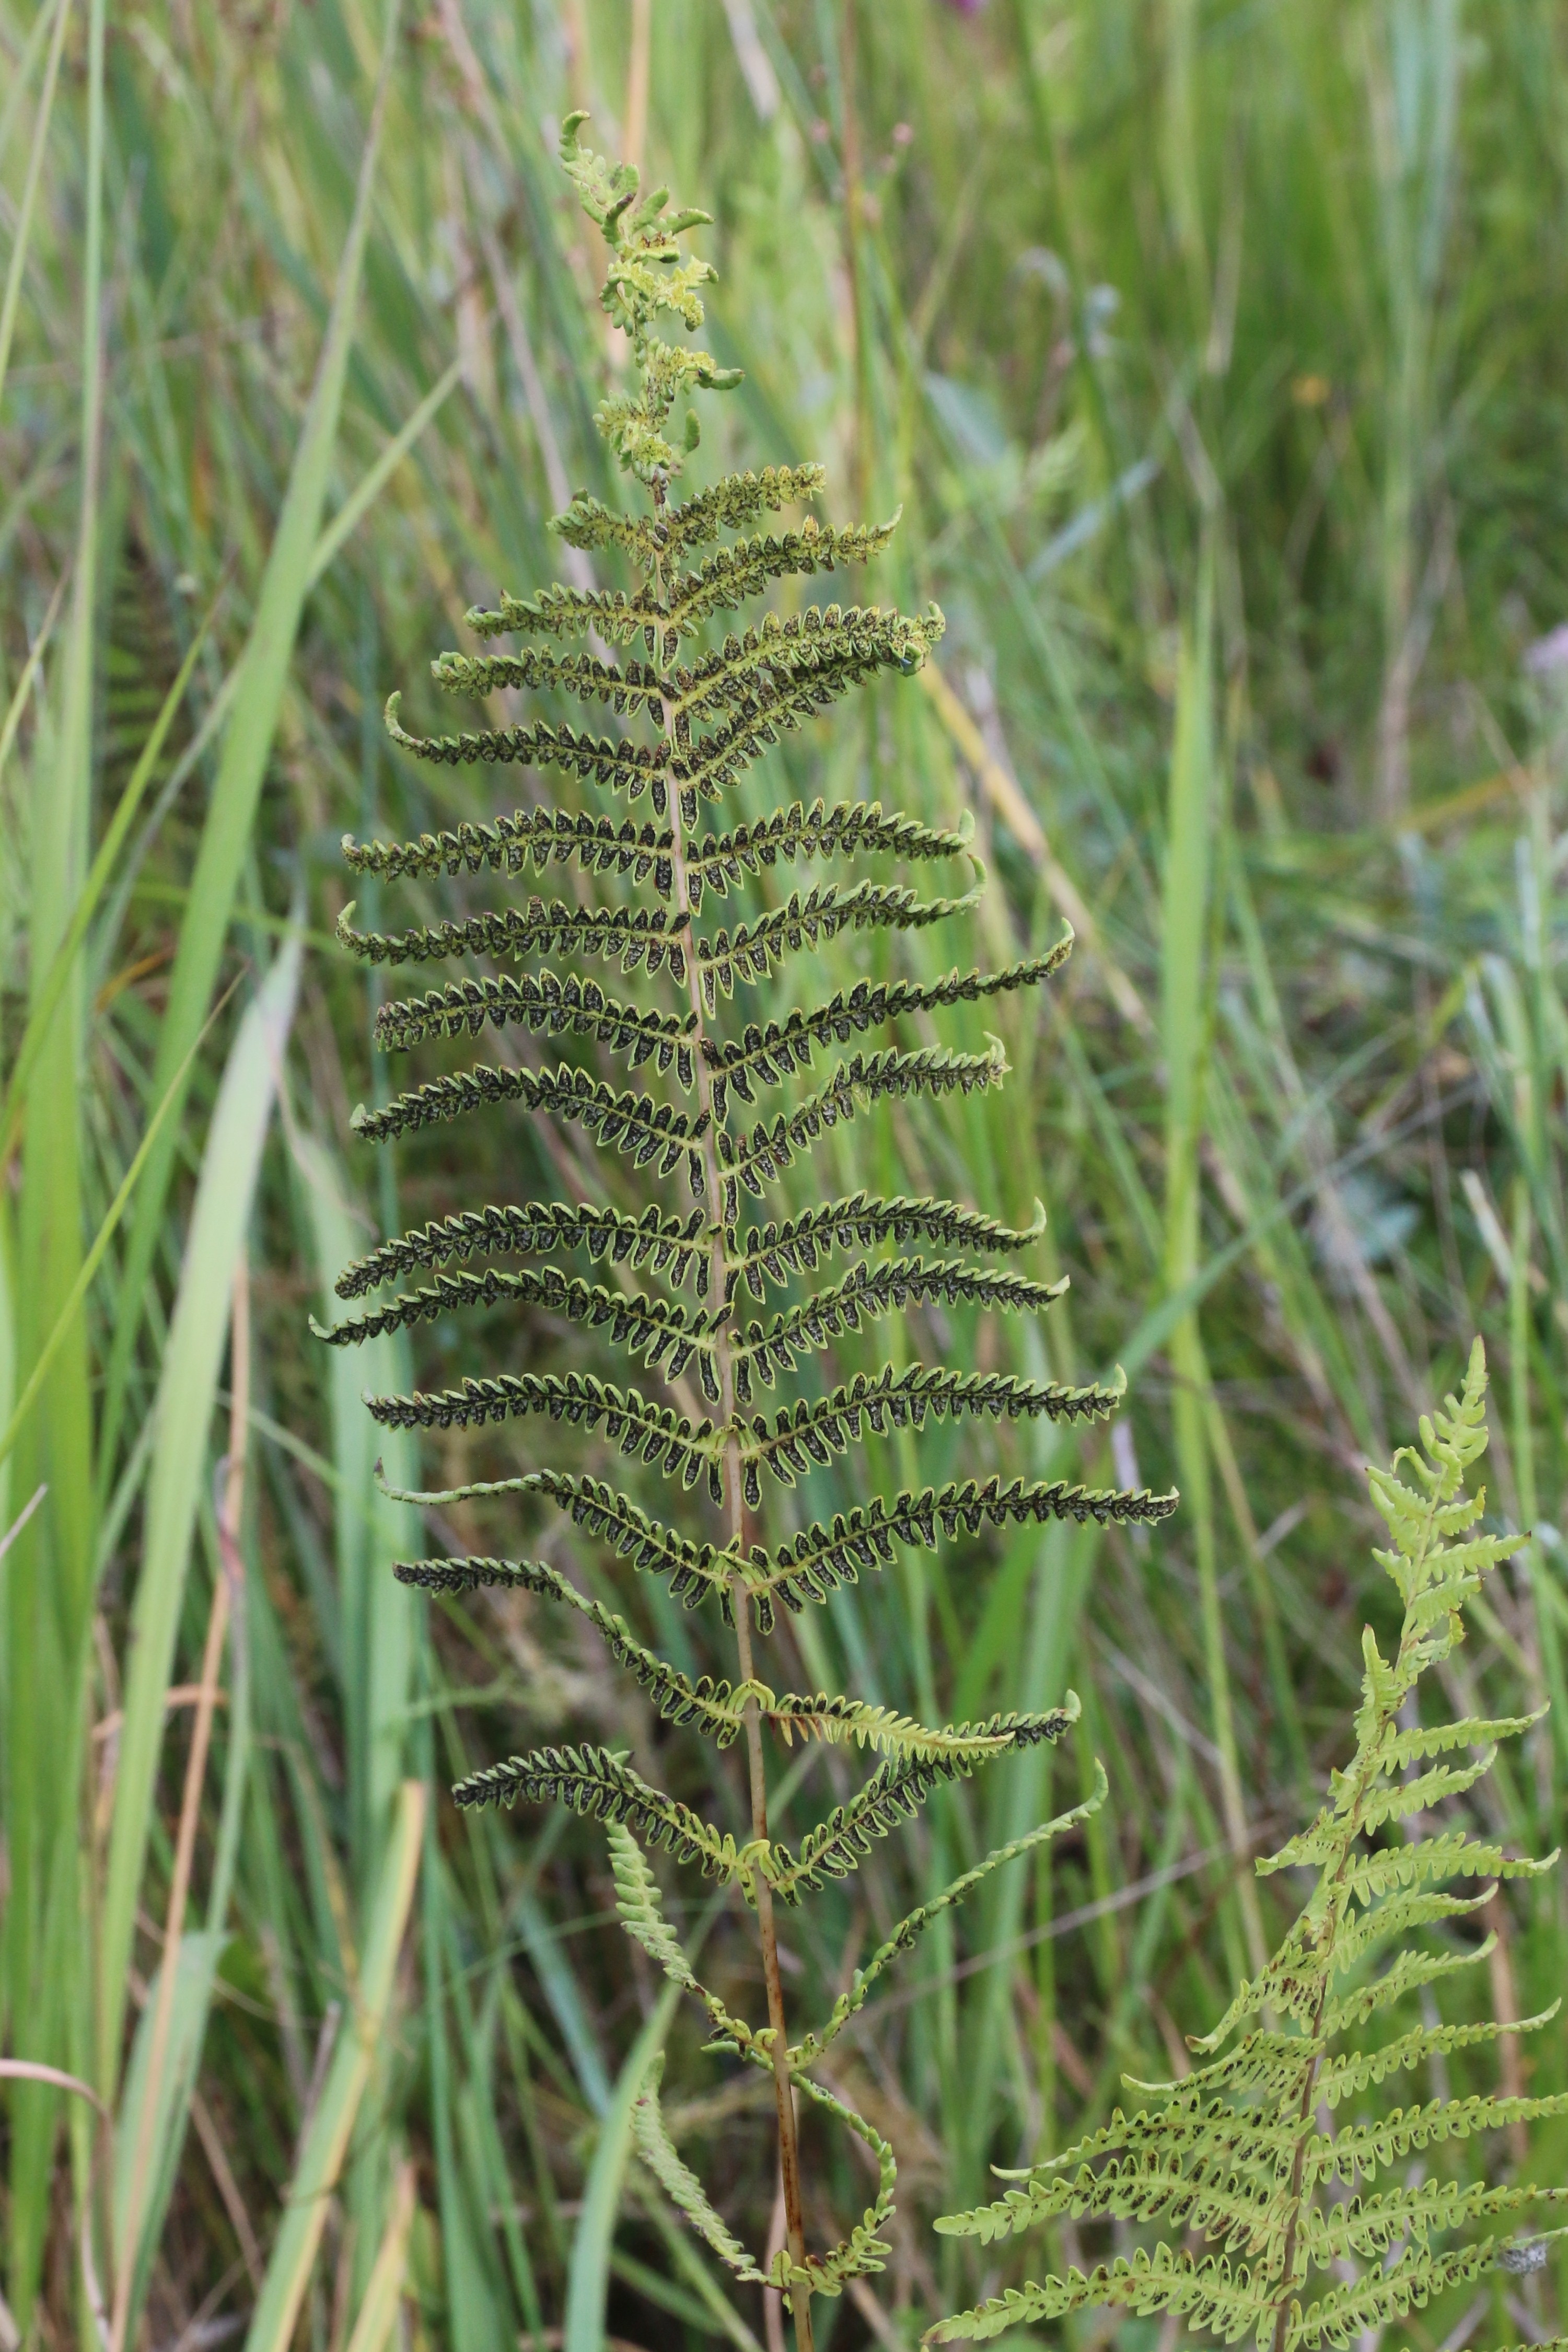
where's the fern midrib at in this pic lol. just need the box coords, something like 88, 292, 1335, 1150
1268, 1452, 1453, 2352
651, 514, 815, 2349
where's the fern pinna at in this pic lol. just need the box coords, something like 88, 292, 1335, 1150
932, 1340, 1566, 2352
317, 121, 1171, 2346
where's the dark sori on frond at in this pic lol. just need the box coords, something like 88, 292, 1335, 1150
931, 1343, 1568, 2352
317, 120, 1174, 2347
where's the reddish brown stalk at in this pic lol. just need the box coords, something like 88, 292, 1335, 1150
653, 533, 816, 2352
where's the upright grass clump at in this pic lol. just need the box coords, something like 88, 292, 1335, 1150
932, 1339, 1566, 2352
317, 119, 1172, 2344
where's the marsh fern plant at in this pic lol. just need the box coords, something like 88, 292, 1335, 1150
932, 1341, 1566, 2352
317, 121, 1172, 2347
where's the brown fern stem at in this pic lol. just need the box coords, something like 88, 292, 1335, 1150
655, 565, 816, 2352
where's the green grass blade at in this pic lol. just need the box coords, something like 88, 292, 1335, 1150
295, 1131, 420, 1880
97, 935, 300, 2088
0, 980, 235, 1476
4, 0, 104, 2317
241, 1779, 424, 2352
0, 597, 217, 1173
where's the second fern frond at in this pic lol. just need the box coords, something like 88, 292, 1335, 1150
932, 1340, 1565, 2352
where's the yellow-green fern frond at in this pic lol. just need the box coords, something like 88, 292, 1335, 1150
932, 1342, 1561, 2352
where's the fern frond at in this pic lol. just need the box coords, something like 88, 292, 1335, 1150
720, 1042, 1008, 1203
374, 968, 696, 1077
1122, 2027, 1327, 2106
736, 1362, 1123, 1504
669, 627, 945, 809
703, 944, 1071, 1116
464, 581, 659, 646
335, 894, 689, 978
364, 1369, 721, 1496
729, 1190, 1047, 1299
1307, 2177, 1568, 2264
694, 875, 982, 1007
666, 607, 938, 737
630, 2057, 770, 2283
1319, 2002, 1559, 2105
1311, 2087, 1568, 2185
333, 1201, 712, 1303
1323, 1926, 1497, 2032
552, 464, 824, 560
749, 1475, 1176, 1624
927, 2243, 1273, 2346
1337, 1825, 1555, 1903
795, 1762, 1103, 2065
320, 1263, 726, 1394
431, 642, 666, 713
391, 1552, 756, 1741
1324, 1883, 1496, 1982
687, 795, 969, 912
727, 1256, 1066, 1395
520, 1469, 741, 1612
769, 1742, 1052, 1904
940, 1364, 1561, 2352
788, 2072, 897, 2297
350, 1064, 707, 1194
385, 690, 669, 805
937, 2157, 1289, 2254
377, 1461, 751, 1620
342, 805, 670, 888
1375, 1704, 1549, 1774
336, 125, 1197, 2327
607, 1825, 761, 2051
452, 1741, 746, 1880
1294, 2239, 1499, 2349
661, 528, 913, 637
763, 1693, 1073, 1764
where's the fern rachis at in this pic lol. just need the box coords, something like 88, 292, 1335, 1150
321, 119, 1171, 2349
931, 1341, 1566, 2352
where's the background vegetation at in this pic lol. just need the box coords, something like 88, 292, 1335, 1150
2, 2, 1566, 2348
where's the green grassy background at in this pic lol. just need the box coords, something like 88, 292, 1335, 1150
2, 1, 1566, 2346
